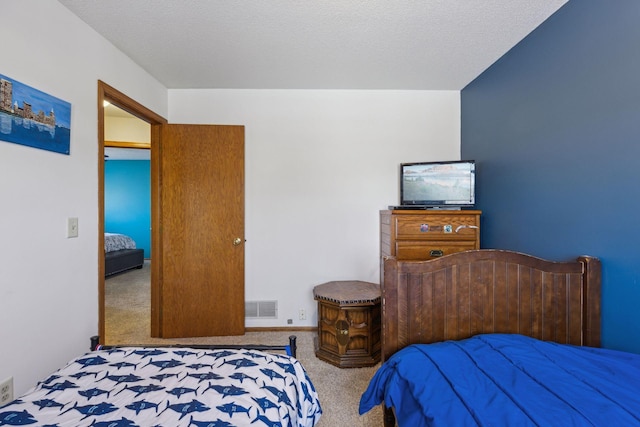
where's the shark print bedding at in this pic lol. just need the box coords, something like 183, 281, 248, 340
1, 347, 322, 426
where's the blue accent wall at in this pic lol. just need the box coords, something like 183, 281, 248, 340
461, 0, 640, 352
104, 160, 151, 258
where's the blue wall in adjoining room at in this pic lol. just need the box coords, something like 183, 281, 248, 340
461, 0, 640, 353
104, 160, 151, 258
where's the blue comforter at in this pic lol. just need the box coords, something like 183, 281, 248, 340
359, 334, 640, 426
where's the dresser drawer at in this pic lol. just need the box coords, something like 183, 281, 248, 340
396, 241, 477, 260
381, 210, 481, 261
395, 215, 479, 240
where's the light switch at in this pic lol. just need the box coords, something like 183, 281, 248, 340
67, 217, 79, 238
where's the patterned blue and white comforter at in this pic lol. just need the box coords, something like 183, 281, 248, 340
105, 232, 137, 253
1, 347, 322, 426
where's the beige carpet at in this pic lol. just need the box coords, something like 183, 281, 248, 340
105, 261, 383, 426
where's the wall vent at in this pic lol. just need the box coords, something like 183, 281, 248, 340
245, 300, 278, 319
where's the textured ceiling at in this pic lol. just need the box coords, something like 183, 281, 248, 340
59, 0, 567, 90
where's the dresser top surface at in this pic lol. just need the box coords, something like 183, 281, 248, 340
381, 209, 481, 215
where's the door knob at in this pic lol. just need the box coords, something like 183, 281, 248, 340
233, 237, 243, 246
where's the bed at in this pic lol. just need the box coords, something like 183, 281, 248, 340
355, 249, 640, 426
1, 336, 322, 426
105, 232, 144, 277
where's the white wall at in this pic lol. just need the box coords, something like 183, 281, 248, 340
169, 89, 460, 327
0, 1, 167, 396
1, 1, 461, 398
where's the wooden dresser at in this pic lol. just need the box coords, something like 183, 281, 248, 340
380, 209, 481, 260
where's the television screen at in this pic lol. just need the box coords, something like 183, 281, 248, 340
400, 160, 475, 207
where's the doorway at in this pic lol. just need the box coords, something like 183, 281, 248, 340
98, 81, 166, 344
98, 81, 246, 343
103, 105, 151, 342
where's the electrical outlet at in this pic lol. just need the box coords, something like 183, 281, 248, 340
0, 377, 13, 407
298, 308, 306, 320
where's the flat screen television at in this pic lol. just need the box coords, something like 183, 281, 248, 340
399, 160, 475, 208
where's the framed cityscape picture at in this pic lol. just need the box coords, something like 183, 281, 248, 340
0, 74, 71, 155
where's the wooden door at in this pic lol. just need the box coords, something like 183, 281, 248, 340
152, 124, 245, 338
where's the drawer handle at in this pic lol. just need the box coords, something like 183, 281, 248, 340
455, 225, 479, 233
430, 250, 444, 257
336, 320, 350, 345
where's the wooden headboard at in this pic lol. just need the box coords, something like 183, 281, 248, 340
381, 249, 601, 362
